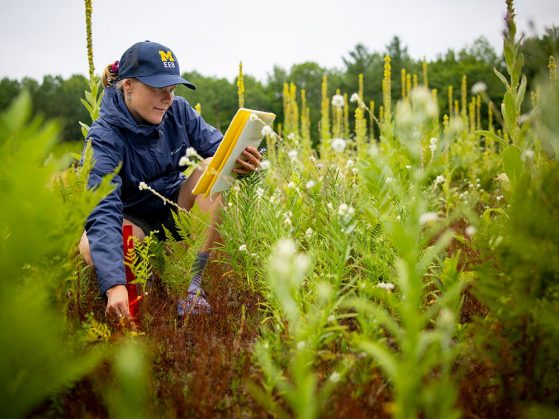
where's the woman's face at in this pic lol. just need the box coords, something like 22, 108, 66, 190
123, 80, 176, 125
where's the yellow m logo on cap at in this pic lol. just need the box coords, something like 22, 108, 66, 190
158, 50, 174, 62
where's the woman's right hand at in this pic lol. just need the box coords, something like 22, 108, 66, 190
106, 285, 130, 320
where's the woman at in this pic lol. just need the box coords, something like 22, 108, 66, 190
79, 40, 261, 319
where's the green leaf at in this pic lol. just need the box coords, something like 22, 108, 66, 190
355, 339, 397, 379
517, 75, 527, 113
482, 208, 508, 224
476, 130, 507, 147
494, 68, 510, 90
503, 91, 517, 137
502, 145, 523, 188
1, 91, 32, 132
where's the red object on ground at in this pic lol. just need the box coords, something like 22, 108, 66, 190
123, 224, 140, 320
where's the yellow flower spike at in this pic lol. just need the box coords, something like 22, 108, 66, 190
461, 75, 467, 117
332, 88, 342, 139
468, 97, 476, 132
343, 92, 350, 139
369, 100, 375, 140
382, 55, 392, 122
454, 99, 460, 116
195, 102, 202, 116
290, 82, 299, 137
379, 105, 384, 124
237, 62, 245, 109
300, 89, 311, 151
282, 82, 290, 134
448, 85, 453, 116
320, 74, 331, 142
476, 95, 481, 131
422, 59, 429, 87
406, 74, 412, 101
84, 0, 95, 81
355, 106, 367, 160
412, 74, 418, 90
443, 114, 449, 133
549, 56, 558, 81
431, 89, 439, 117
401, 68, 406, 99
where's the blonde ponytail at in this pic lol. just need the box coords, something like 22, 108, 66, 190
103, 61, 120, 88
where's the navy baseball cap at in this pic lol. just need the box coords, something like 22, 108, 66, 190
117, 41, 196, 90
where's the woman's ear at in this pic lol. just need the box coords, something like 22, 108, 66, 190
122, 78, 133, 92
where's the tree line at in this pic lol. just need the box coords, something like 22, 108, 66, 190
0, 31, 557, 143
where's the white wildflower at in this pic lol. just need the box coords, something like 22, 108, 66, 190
297, 341, 306, 350
405, 164, 412, 169
288, 149, 298, 160
256, 187, 264, 197
287, 181, 295, 189
410, 86, 438, 118
496, 195, 504, 201
260, 160, 271, 170
434, 175, 445, 186
294, 254, 310, 273
419, 212, 439, 225
496, 173, 509, 184
465, 226, 477, 237
350, 93, 360, 103
284, 216, 292, 226
276, 238, 296, 259
352, 167, 358, 175
377, 282, 395, 290
327, 202, 334, 211
386, 176, 393, 184
369, 144, 379, 157
179, 156, 192, 166
306, 180, 316, 189
239, 244, 247, 252
338, 203, 355, 218
329, 372, 341, 383
331, 94, 345, 108
429, 137, 438, 153
523, 149, 534, 160
471, 81, 487, 95
228, 202, 233, 207
331, 138, 347, 153
287, 133, 295, 140
186, 147, 198, 158
261, 125, 274, 137
346, 159, 354, 168
305, 228, 313, 238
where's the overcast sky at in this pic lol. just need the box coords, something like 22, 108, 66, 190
1, 0, 558, 83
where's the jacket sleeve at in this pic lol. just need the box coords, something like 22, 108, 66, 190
183, 103, 223, 158
83, 131, 126, 295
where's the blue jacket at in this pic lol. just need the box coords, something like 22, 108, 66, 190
84, 86, 223, 294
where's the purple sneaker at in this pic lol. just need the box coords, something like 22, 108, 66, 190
177, 288, 211, 316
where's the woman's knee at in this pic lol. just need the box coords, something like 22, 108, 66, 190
78, 221, 145, 267
79, 231, 93, 266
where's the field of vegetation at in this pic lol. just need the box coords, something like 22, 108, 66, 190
1, 0, 559, 417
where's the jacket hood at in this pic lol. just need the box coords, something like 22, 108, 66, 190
99, 86, 162, 137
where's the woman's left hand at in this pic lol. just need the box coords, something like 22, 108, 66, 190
233, 146, 262, 174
